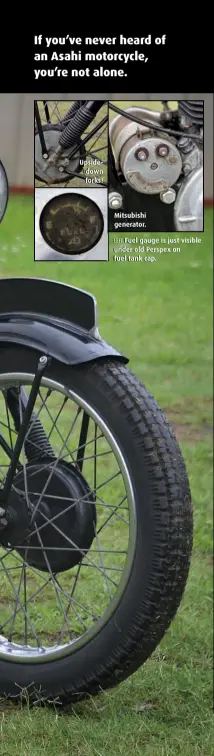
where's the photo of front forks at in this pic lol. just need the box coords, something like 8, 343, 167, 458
35, 99, 108, 186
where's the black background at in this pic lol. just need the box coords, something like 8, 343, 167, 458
2, 28, 212, 93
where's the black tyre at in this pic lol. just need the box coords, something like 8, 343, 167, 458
0, 347, 193, 704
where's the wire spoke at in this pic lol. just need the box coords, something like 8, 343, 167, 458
8, 562, 25, 642
36, 99, 108, 189
33, 522, 73, 640
0, 366, 132, 658
56, 563, 87, 643
38, 390, 67, 443
94, 423, 97, 498
0, 560, 99, 632
0, 574, 53, 634
25, 470, 122, 542
93, 524, 113, 599
29, 406, 81, 523
0, 418, 17, 437
85, 123, 107, 155
28, 507, 119, 589
0, 558, 39, 645
97, 495, 129, 533
19, 411, 100, 487
37, 390, 77, 465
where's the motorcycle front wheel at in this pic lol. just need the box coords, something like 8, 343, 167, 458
0, 347, 193, 703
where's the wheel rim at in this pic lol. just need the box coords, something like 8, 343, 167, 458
0, 373, 137, 663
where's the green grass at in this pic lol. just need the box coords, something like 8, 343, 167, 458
35, 101, 108, 188
0, 198, 213, 755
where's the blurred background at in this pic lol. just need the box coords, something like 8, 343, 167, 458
0, 93, 213, 202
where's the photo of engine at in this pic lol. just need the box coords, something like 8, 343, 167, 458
108, 100, 204, 232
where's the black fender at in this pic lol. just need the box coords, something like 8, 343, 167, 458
0, 278, 128, 367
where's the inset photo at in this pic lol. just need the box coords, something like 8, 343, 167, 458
35, 187, 108, 261
35, 100, 108, 189
108, 99, 204, 232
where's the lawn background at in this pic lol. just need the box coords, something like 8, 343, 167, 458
0, 197, 213, 755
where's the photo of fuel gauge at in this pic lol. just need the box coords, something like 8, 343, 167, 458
35, 188, 108, 261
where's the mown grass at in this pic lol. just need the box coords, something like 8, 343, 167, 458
0, 199, 213, 755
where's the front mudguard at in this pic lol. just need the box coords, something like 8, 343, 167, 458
0, 278, 128, 367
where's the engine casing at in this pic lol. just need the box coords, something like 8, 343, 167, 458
174, 166, 203, 231
109, 107, 182, 195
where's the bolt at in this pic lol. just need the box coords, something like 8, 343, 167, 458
179, 137, 190, 148
42, 153, 49, 160
160, 188, 176, 205
183, 163, 191, 176
157, 143, 169, 157
150, 163, 158, 170
58, 159, 69, 171
180, 114, 190, 129
39, 355, 48, 365
178, 137, 193, 154
135, 147, 149, 161
109, 192, 123, 210
179, 137, 188, 147
168, 155, 177, 164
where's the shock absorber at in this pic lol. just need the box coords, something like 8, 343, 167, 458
59, 100, 106, 149
62, 100, 84, 125
44, 100, 106, 168
5, 388, 55, 462
46, 100, 105, 171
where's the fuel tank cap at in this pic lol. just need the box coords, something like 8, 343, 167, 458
39, 192, 104, 255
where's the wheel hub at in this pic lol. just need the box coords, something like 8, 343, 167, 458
0, 461, 96, 573
35, 126, 84, 183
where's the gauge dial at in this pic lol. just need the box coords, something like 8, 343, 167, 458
39, 193, 104, 255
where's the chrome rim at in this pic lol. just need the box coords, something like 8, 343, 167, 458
0, 373, 137, 663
